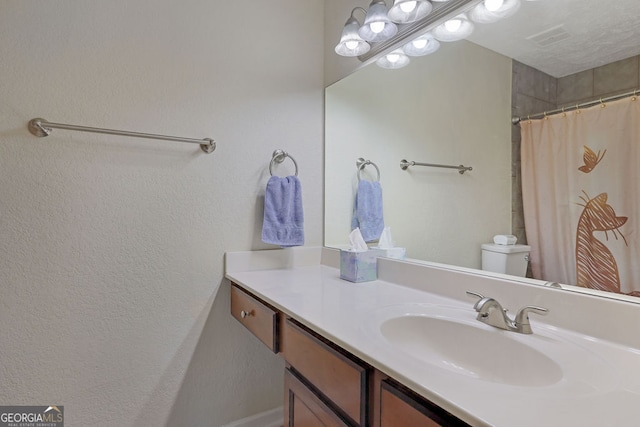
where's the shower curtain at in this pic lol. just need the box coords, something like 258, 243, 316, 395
521, 95, 640, 296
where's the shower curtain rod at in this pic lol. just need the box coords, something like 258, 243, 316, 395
27, 118, 216, 153
511, 88, 639, 125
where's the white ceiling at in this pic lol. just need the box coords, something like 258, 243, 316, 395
466, 0, 640, 77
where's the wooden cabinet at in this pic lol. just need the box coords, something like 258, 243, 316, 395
284, 368, 350, 427
282, 318, 369, 426
230, 283, 279, 353
379, 380, 470, 427
230, 282, 470, 427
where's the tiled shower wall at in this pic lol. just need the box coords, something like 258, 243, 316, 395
511, 55, 640, 246
511, 61, 557, 245
556, 55, 640, 107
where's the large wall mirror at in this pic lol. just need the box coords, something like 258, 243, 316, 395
324, 0, 640, 302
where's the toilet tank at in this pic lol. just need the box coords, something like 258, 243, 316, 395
481, 244, 531, 277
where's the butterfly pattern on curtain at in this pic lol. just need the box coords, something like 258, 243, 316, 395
578, 146, 606, 173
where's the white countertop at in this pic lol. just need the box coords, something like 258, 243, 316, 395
225, 247, 640, 427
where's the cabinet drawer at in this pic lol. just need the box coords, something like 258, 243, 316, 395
230, 283, 279, 353
282, 318, 368, 426
284, 369, 350, 427
380, 380, 469, 427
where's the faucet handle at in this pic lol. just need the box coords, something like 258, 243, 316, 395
465, 291, 486, 311
517, 306, 548, 317
515, 306, 549, 334
466, 291, 484, 300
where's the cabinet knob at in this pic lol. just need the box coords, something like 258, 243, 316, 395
240, 310, 253, 319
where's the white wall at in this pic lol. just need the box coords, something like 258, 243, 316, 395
0, 1, 324, 426
325, 41, 512, 268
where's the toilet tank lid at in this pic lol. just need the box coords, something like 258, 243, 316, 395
481, 243, 531, 254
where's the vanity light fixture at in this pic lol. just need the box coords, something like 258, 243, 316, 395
388, 0, 433, 24
335, 7, 371, 56
335, 0, 481, 65
484, 0, 504, 10
402, 32, 440, 56
432, 13, 474, 41
376, 48, 411, 68
335, 0, 523, 70
358, 0, 398, 42
470, 0, 521, 23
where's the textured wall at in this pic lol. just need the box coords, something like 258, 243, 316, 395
0, 1, 323, 426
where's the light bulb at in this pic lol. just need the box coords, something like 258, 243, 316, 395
345, 40, 359, 50
377, 49, 409, 68
412, 38, 428, 49
369, 21, 385, 33
400, 1, 417, 13
387, 53, 400, 63
484, 0, 504, 12
444, 18, 462, 32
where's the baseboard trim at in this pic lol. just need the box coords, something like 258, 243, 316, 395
222, 406, 284, 427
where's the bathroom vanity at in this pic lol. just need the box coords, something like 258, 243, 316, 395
230, 282, 465, 426
225, 247, 640, 426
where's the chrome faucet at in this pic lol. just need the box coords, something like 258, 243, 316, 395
466, 291, 548, 334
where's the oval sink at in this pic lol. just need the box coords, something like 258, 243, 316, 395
380, 313, 563, 387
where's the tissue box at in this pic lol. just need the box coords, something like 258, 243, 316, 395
370, 247, 406, 260
340, 249, 384, 283
493, 234, 517, 245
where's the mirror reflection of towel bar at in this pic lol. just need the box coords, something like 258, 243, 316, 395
400, 159, 472, 175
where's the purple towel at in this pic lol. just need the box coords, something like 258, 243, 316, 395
262, 175, 304, 247
351, 180, 384, 242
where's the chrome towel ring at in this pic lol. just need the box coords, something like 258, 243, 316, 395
269, 149, 298, 176
356, 158, 380, 182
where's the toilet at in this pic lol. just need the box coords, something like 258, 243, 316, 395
481, 243, 531, 277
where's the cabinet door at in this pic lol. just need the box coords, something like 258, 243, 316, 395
285, 369, 350, 427
282, 318, 368, 425
380, 380, 470, 427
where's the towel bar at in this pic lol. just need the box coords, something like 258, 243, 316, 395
28, 118, 216, 153
400, 159, 472, 174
